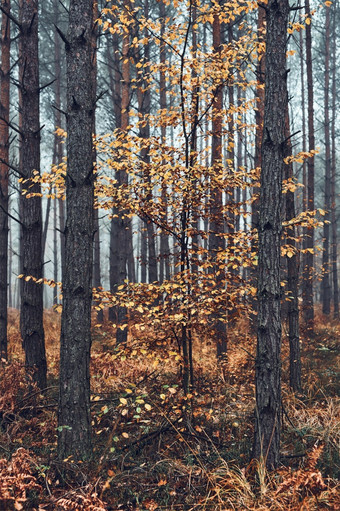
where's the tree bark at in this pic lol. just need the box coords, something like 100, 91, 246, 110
210, 9, 226, 360
58, 0, 95, 460
19, 0, 47, 389
0, 0, 10, 360
253, 0, 289, 469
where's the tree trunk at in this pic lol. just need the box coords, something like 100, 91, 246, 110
159, 0, 170, 283
92, 1, 103, 323
253, 0, 289, 469
321, 4, 331, 315
19, 0, 47, 389
58, 0, 95, 460
250, 7, 266, 332
0, 0, 10, 360
285, 105, 301, 392
331, 1, 339, 318
302, 0, 315, 328
210, 9, 226, 360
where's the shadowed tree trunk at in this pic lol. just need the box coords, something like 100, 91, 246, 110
58, 0, 95, 460
253, 0, 289, 469
209, 8, 226, 360
0, 0, 10, 361
331, 1, 339, 319
19, 0, 47, 389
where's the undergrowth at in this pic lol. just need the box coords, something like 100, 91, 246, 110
0, 308, 338, 510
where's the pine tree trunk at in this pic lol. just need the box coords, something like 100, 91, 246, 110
321, 4, 331, 315
285, 105, 301, 392
19, 0, 47, 389
159, 0, 170, 283
58, 0, 95, 460
250, 7, 265, 332
302, 0, 315, 328
210, 10, 226, 359
0, 0, 10, 360
331, 1, 339, 318
253, 0, 289, 469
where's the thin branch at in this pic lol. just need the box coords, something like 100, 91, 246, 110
0, 5, 21, 30
0, 157, 25, 178
0, 204, 24, 227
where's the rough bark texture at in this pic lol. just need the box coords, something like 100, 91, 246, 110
253, 0, 288, 469
0, 0, 10, 360
19, 0, 47, 389
58, 0, 95, 460
302, 0, 315, 328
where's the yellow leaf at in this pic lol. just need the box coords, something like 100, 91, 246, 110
122, 432, 129, 438
120, 397, 128, 405
145, 403, 152, 411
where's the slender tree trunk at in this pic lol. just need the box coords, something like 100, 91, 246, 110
210, 9, 226, 359
250, 7, 265, 332
285, 105, 301, 392
19, 0, 47, 389
137, 0, 157, 283
159, 0, 170, 283
253, 0, 289, 469
92, 1, 103, 323
331, 0, 339, 318
321, 4, 331, 315
58, 0, 95, 460
302, 0, 315, 328
0, 0, 10, 360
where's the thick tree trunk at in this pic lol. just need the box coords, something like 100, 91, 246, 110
19, 0, 47, 389
58, 0, 95, 460
0, 0, 10, 360
321, 4, 331, 315
302, 0, 315, 328
253, 0, 288, 469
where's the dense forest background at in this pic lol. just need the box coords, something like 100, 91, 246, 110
0, 0, 339, 509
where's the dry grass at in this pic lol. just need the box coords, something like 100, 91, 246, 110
1, 308, 339, 510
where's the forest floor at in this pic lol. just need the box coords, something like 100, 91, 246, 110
0, 308, 339, 510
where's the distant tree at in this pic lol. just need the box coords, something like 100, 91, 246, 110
321, 3, 331, 315
210, 7, 226, 359
58, 0, 95, 460
19, 0, 47, 389
0, 0, 11, 361
301, 0, 315, 328
330, 0, 339, 319
253, 0, 289, 469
